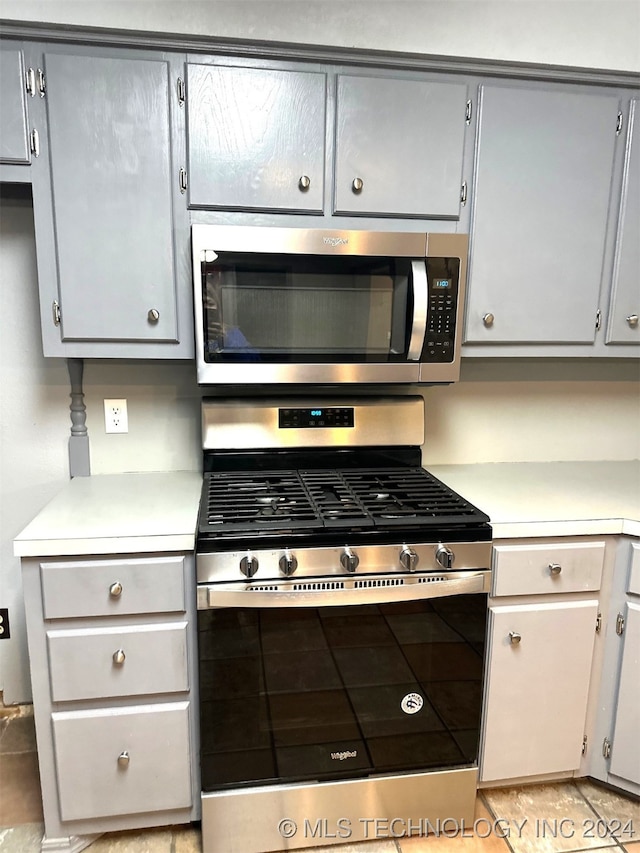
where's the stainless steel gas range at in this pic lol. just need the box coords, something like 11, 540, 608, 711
195, 396, 492, 853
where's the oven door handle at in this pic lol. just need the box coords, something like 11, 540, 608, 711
407, 259, 428, 361
197, 570, 490, 609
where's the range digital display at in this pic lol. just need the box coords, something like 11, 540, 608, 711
279, 407, 355, 429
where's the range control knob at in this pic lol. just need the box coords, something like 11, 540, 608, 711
436, 545, 454, 569
340, 547, 359, 573
400, 547, 418, 572
239, 555, 259, 578
279, 551, 298, 576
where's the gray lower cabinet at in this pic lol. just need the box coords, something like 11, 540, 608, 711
0, 43, 30, 165
187, 62, 327, 213
606, 98, 640, 346
27, 45, 193, 358
464, 81, 622, 348
589, 539, 640, 797
22, 552, 199, 851
333, 73, 468, 218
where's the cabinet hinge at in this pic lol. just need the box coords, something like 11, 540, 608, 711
177, 77, 185, 106
465, 99, 472, 124
52, 300, 61, 327
616, 612, 625, 635
25, 67, 36, 97
616, 111, 623, 135
460, 180, 468, 205
37, 68, 46, 98
595, 309, 602, 331
179, 168, 188, 194
29, 128, 40, 158
602, 737, 612, 759
582, 735, 588, 756
595, 612, 602, 633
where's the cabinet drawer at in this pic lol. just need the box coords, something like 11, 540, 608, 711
52, 702, 192, 821
47, 622, 188, 702
40, 556, 185, 619
492, 542, 605, 596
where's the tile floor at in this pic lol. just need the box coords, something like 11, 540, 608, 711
1, 710, 638, 853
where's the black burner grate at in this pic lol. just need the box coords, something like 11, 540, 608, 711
199, 467, 488, 536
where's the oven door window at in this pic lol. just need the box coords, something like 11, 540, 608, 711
200, 253, 414, 363
199, 594, 487, 791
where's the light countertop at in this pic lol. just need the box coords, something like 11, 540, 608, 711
428, 460, 640, 539
13, 471, 203, 557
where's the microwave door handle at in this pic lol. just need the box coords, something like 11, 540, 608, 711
407, 260, 428, 360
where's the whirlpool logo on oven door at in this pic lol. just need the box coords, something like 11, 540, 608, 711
323, 236, 349, 247
330, 749, 358, 761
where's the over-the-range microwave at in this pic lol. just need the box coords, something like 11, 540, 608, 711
191, 225, 468, 385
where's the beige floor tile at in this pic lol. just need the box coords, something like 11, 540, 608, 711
87, 828, 173, 852
0, 822, 43, 853
0, 716, 37, 754
174, 825, 203, 853
290, 841, 398, 853
621, 842, 640, 853
0, 752, 43, 826
398, 797, 510, 853
575, 780, 640, 843
483, 783, 617, 853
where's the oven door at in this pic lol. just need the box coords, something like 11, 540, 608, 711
192, 226, 465, 385
197, 570, 489, 793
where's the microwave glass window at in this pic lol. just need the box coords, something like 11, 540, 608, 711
201, 254, 413, 363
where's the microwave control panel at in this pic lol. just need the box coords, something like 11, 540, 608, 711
423, 263, 459, 363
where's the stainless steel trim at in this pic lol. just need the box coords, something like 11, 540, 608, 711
407, 260, 428, 360
201, 766, 478, 853
197, 361, 424, 385
198, 570, 490, 609
201, 396, 425, 450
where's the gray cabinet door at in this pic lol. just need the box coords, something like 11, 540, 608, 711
44, 52, 180, 342
465, 83, 620, 344
187, 63, 326, 212
606, 98, 640, 345
334, 74, 468, 218
608, 600, 640, 788
0, 46, 30, 164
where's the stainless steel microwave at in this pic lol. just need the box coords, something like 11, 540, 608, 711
192, 225, 468, 385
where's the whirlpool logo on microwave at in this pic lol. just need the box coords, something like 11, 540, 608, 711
330, 749, 357, 761
323, 236, 349, 247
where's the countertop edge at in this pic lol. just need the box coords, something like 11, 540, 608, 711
13, 533, 197, 558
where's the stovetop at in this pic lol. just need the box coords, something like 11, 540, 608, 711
197, 465, 491, 549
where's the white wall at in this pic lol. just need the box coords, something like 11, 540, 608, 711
1, 0, 639, 72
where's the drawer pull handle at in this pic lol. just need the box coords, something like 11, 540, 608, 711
352, 177, 364, 194
112, 649, 126, 665
117, 751, 130, 768
109, 581, 123, 598
548, 563, 562, 576
509, 631, 522, 645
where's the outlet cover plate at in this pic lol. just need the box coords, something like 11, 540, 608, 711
104, 399, 128, 433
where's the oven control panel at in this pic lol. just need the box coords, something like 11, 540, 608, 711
279, 407, 355, 429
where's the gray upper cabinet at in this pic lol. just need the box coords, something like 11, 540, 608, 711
187, 63, 326, 213
333, 74, 468, 218
465, 82, 620, 345
0, 45, 30, 164
29, 48, 193, 358
606, 98, 640, 346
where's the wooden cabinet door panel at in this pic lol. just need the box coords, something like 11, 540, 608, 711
187, 63, 326, 212
481, 599, 598, 781
334, 74, 468, 218
44, 52, 179, 342
466, 84, 619, 344
0, 46, 30, 164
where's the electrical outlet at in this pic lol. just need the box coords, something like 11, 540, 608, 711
0, 609, 10, 640
104, 399, 128, 433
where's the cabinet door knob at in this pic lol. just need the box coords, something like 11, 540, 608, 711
483, 313, 495, 327
626, 314, 639, 328
509, 631, 522, 645
148, 308, 160, 324
109, 581, 123, 598
352, 177, 364, 194
298, 175, 311, 191
112, 649, 126, 665
117, 751, 130, 768
548, 563, 562, 576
